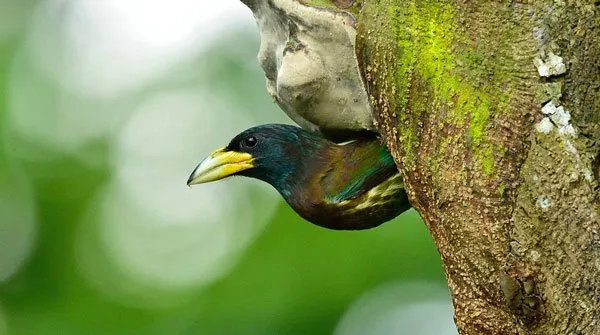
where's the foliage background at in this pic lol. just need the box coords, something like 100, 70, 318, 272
0, 1, 454, 334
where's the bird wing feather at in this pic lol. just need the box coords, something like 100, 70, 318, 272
320, 140, 398, 204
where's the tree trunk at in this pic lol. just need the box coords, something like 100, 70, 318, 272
242, 0, 600, 334
356, 1, 600, 334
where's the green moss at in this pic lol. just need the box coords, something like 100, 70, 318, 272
497, 184, 506, 196
285, 39, 298, 50
482, 145, 495, 175
469, 94, 491, 146
371, 1, 513, 172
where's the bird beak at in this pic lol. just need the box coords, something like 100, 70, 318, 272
187, 147, 254, 186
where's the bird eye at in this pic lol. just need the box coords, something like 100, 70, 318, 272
243, 136, 258, 148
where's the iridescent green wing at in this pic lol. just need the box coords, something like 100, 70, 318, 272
320, 140, 399, 204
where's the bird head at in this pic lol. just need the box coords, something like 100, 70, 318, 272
187, 124, 323, 194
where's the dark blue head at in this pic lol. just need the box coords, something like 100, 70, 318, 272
187, 124, 326, 197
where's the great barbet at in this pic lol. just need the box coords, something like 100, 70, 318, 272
187, 124, 410, 230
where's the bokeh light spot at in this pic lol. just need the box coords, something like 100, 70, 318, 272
335, 281, 458, 335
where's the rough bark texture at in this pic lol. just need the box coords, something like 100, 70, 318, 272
242, 0, 600, 333
355, 0, 600, 334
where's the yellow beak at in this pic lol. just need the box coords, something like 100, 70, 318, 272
187, 147, 254, 186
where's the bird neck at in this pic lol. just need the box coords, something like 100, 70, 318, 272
243, 131, 328, 199
271, 146, 328, 200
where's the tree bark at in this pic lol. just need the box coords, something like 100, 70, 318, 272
356, 1, 600, 334
242, 0, 600, 334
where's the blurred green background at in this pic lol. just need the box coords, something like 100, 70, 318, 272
0, 1, 454, 334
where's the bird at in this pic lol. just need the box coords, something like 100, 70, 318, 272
187, 124, 411, 230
